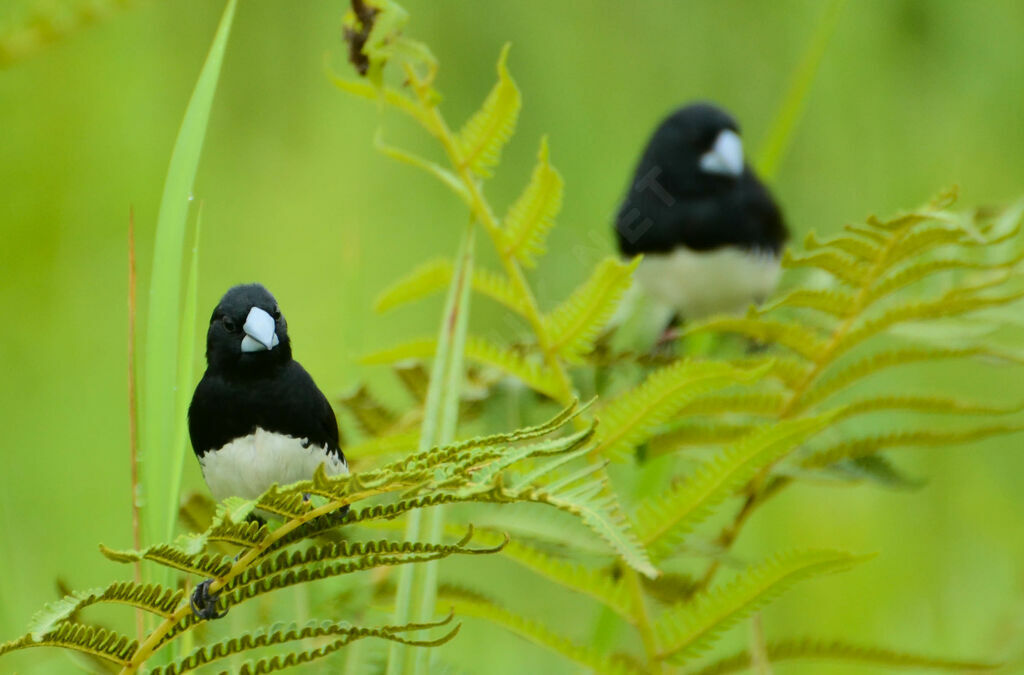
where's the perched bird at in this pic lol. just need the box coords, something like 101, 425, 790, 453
187, 283, 348, 618
189, 283, 348, 503
615, 103, 788, 325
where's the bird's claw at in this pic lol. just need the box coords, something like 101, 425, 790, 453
190, 579, 227, 620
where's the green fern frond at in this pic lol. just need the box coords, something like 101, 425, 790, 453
799, 345, 1023, 411
230, 622, 458, 675
803, 231, 882, 262
680, 391, 787, 417
374, 131, 472, 204
206, 517, 268, 548
802, 423, 1024, 467
471, 266, 531, 316
27, 582, 184, 636
489, 535, 633, 619
99, 543, 232, 578
525, 472, 658, 579
0, 623, 137, 666
543, 257, 639, 362
684, 316, 826, 361
455, 43, 520, 178
867, 251, 1024, 304
762, 287, 856, 317
343, 494, 463, 525
501, 136, 564, 266
465, 336, 560, 398
635, 415, 835, 559
647, 420, 759, 455
362, 337, 437, 365
838, 394, 1024, 420
438, 586, 640, 674
687, 637, 997, 675
833, 289, 1024, 362
375, 259, 454, 314
152, 616, 459, 675
375, 260, 530, 316
655, 549, 869, 663
782, 249, 869, 286
594, 359, 762, 461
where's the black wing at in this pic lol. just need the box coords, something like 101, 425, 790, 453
616, 170, 786, 256
188, 360, 343, 461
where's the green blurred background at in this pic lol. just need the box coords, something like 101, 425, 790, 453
2, 1, 1024, 672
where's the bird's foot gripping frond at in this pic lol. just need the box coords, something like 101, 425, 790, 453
190, 579, 227, 621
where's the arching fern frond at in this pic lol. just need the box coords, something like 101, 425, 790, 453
501, 136, 563, 267
655, 549, 869, 663
454, 43, 520, 178
594, 359, 763, 461
438, 586, 641, 674
543, 257, 639, 363
151, 615, 459, 675
27, 582, 184, 636
686, 637, 997, 675
0, 623, 137, 666
634, 415, 835, 560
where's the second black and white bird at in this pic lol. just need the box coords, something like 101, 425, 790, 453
615, 103, 788, 322
188, 283, 348, 504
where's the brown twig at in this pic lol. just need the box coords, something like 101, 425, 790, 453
127, 207, 143, 641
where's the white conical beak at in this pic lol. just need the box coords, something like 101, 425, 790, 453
241, 306, 280, 352
699, 129, 744, 177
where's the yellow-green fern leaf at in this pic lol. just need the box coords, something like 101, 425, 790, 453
594, 360, 762, 461
655, 549, 870, 663
439, 586, 640, 674
487, 534, 633, 619
782, 248, 869, 286
472, 266, 531, 316
501, 136, 564, 266
646, 420, 759, 456
803, 230, 883, 262
761, 287, 856, 317
374, 259, 453, 313
799, 345, 1024, 411
362, 337, 437, 365
0, 623, 137, 666
635, 415, 834, 559
837, 394, 1024, 421
684, 316, 826, 362
802, 423, 1024, 468
544, 257, 640, 362
464, 335, 560, 398
866, 250, 1024, 305
689, 637, 997, 675
455, 43, 520, 178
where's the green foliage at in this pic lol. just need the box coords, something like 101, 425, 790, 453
654, 549, 870, 663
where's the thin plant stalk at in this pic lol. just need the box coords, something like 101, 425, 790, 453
387, 223, 475, 675
127, 207, 143, 643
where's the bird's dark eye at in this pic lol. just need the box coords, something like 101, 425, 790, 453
222, 316, 238, 332
272, 308, 282, 320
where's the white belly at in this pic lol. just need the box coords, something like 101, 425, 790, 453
199, 427, 348, 502
634, 246, 781, 320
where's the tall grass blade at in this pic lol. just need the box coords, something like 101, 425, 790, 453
388, 224, 475, 675
140, 0, 236, 558
754, 0, 846, 180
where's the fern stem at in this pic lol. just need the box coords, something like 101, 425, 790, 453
400, 63, 579, 415
624, 567, 664, 674
701, 208, 917, 590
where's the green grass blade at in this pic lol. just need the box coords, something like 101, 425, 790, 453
166, 205, 201, 544
754, 0, 846, 181
388, 224, 475, 675
140, 0, 236, 553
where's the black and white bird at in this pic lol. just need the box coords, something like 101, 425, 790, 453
188, 283, 348, 505
615, 103, 788, 324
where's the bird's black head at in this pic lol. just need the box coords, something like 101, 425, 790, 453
635, 102, 745, 196
205, 283, 292, 374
